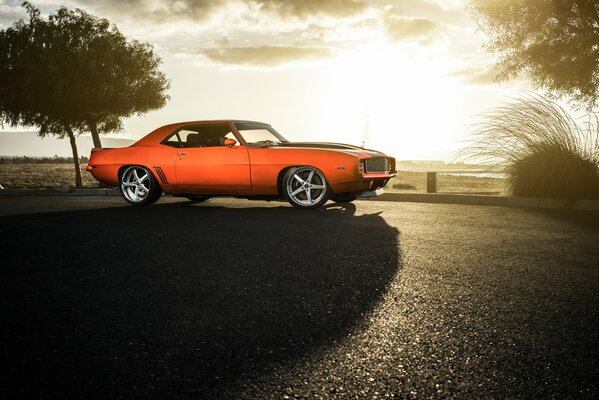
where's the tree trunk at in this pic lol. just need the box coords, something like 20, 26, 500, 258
86, 118, 109, 187
87, 118, 102, 148
65, 125, 82, 189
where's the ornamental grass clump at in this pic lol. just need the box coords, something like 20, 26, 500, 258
462, 95, 599, 199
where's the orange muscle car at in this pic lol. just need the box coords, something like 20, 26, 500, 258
86, 120, 396, 209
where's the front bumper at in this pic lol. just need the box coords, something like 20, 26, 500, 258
329, 172, 395, 196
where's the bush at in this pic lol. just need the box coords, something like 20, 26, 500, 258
461, 94, 599, 199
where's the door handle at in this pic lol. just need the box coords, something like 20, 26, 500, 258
177, 152, 188, 156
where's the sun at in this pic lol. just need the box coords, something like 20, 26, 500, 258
320, 42, 461, 160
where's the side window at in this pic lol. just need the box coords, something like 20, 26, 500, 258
163, 132, 182, 148
162, 124, 236, 148
177, 129, 197, 145
184, 125, 235, 148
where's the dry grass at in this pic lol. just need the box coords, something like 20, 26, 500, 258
0, 163, 99, 189
460, 94, 599, 199
387, 170, 504, 194
0, 163, 505, 194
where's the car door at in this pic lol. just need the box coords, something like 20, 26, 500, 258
171, 124, 251, 192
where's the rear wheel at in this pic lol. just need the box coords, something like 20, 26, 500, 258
120, 166, 162, 206
283, 166, 330, 209
331, 193, 357, 203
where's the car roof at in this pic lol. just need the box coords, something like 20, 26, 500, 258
171, 119, 270, 125
133, 120, 272, 146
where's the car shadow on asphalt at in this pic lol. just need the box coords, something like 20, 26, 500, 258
1, 200, 401, 398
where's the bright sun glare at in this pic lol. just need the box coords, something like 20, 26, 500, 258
320, 42, 460, 159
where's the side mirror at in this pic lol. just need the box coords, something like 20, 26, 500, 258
224, 138, 237, 147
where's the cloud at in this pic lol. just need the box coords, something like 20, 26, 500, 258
384, 15, 444, 44
256, 0, 367, 18
450, 65, 499, 85
422, 0, 467, 11
197, 45, 332, 66
75, 0, 367, 22
75, 0, 225, 21
0, 2, 26, 26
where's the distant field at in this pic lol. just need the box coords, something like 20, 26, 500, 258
387, 171, 505, 195
0, 163, 506, 194
0, 164, 99, 189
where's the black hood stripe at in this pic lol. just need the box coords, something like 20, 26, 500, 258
278, 142, 382, 156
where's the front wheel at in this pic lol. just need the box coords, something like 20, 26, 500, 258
120, 166, 162, 206
283, 166, 331, 209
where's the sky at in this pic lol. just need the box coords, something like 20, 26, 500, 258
0, 0, 532, 160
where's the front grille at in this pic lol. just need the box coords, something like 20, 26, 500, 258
365, 158, 390, 173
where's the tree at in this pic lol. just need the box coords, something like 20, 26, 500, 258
0, 2, 169, 187
0, 3, 86, 187
45, 5, 170, 148
470, 0, 599, 110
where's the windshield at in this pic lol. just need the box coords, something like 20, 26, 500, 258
234, 122, 288, 146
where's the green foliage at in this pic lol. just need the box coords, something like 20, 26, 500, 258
0, 2, 170, 185
470, 0, 599, 110
0, 2, 170, 135
461, 94, 599, 199
44, 4, 170, 134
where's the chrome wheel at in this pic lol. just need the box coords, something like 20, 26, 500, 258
284, 166, 329, 209
120, 166, 160, 205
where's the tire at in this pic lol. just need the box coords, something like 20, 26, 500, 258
185, 195, 210, 203
119, 166, 162, 206
331, 193, 357, 203
283, 166, 331, 209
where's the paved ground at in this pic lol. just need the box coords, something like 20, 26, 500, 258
1, 196, 598, 399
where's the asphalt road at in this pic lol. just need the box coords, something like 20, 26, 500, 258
1, 196, 598, 399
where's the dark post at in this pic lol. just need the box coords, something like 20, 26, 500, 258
427, 172, 437, 193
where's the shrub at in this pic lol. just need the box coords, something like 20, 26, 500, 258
461, 94, 599, 199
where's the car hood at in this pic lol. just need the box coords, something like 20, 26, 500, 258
277, 142, 385, 157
